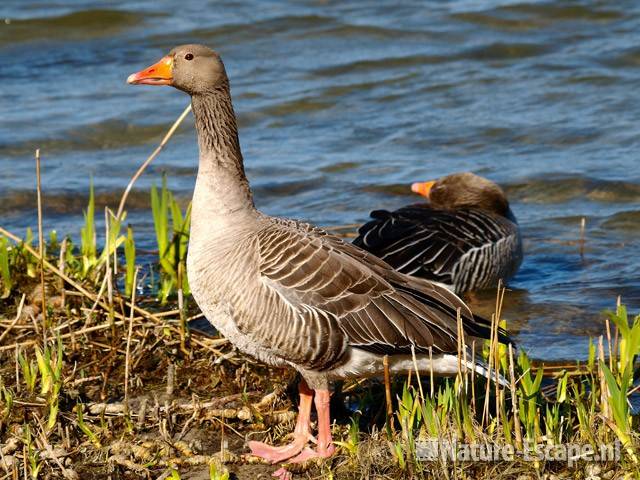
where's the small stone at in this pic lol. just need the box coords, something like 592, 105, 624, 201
19, 304, 40, 320
191, 439, 203, 452
585, 463, 602, 479
601, 470, 614, 479
1, 455, 15, 469
41, 446, 68, 461
237, 406, 252, 421
64, 469, 80, 480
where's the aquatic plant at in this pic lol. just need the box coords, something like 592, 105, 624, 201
99, 209, 125, 268
517, 349, 544, 443
80, 177, 97, 276
23, 227, 37, 278
151, 175, 191, 303
124, 224, 136, 297
600, 303, 640, 462
18, 352, 38, 395
23, 424, 42, 479
0, 380, 13, 426
76, 180, 126, 282
0, 236, 13, 298
209, 462, 230, 480
75, 404, 101, 448
36, 337, 64, 430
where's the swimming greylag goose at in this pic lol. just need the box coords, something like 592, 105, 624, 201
128, 46, 509, 476
354, 172, 522, 294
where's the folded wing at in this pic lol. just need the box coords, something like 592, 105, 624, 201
255, 218, 502, 371
353, 205, 516, 288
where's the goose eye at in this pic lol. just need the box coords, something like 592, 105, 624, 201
185, 53, 194, 61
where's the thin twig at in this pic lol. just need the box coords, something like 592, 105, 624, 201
481, 312, 495, 427
124, 267, 139, 413
456, 307, 463, 387
508, 343, 522, 450
428, 346, 434, 398
35, 149, 47, 332
598, 336, 608, 420
58, 238, 67, 309
0, 227, 97, 302
605, 318, 613, 373
115, 104, 192, 221
104, 208, 115, 339
462, 322, 469, 394
0, 294, 26, 344
494, 281, 506, 421
33, 415, 77, 480
87, 395, 269, 420
178, 262, 189, 355
83, 275, 108, 328
0, 320, 126, 352
0, 226, 183, 335
470, 341, 476, 411
383, 355, 394, 433
410, 345, 425, 405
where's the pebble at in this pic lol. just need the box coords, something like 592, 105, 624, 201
0, 455, 15, 469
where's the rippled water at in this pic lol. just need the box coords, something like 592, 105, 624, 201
2, 0, 640, 361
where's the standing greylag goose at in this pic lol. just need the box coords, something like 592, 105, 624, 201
127, 46, 509, 476
354, 172, 522, 294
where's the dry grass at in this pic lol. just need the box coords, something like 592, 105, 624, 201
0, 269, 298, 479
1, 226, 638, 480
1, 112, 638, 480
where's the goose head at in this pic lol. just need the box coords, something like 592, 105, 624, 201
127, 44, 227, 95
411, 172, 510, 217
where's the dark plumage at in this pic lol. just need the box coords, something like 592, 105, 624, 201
354, 172, 522, 293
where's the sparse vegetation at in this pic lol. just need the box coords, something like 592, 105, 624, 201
151, 174, 191, 304
1, 188, 638, 479
0, 236, 13, 298
0, 116, 637, 478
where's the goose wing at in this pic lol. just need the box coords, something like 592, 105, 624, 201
353, 205, 517, 286
255, 218, 499, 371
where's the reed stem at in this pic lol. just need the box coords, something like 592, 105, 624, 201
35, 149, 47, 334
116, 104, 192, 221
124, 267, 139, 414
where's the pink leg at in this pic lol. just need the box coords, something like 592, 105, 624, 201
284, 389, 336, 464
272, 467, 292, 480
248, 380, 315, 463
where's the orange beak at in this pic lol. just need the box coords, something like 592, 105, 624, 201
127, 55, 174, 86
411, 180, 436, 199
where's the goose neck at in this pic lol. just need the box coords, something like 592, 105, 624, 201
190, 87, 255, 218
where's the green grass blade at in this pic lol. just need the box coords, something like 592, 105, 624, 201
0, 236, 13, 298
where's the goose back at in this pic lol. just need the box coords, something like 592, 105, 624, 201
354, 204, 522, 293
